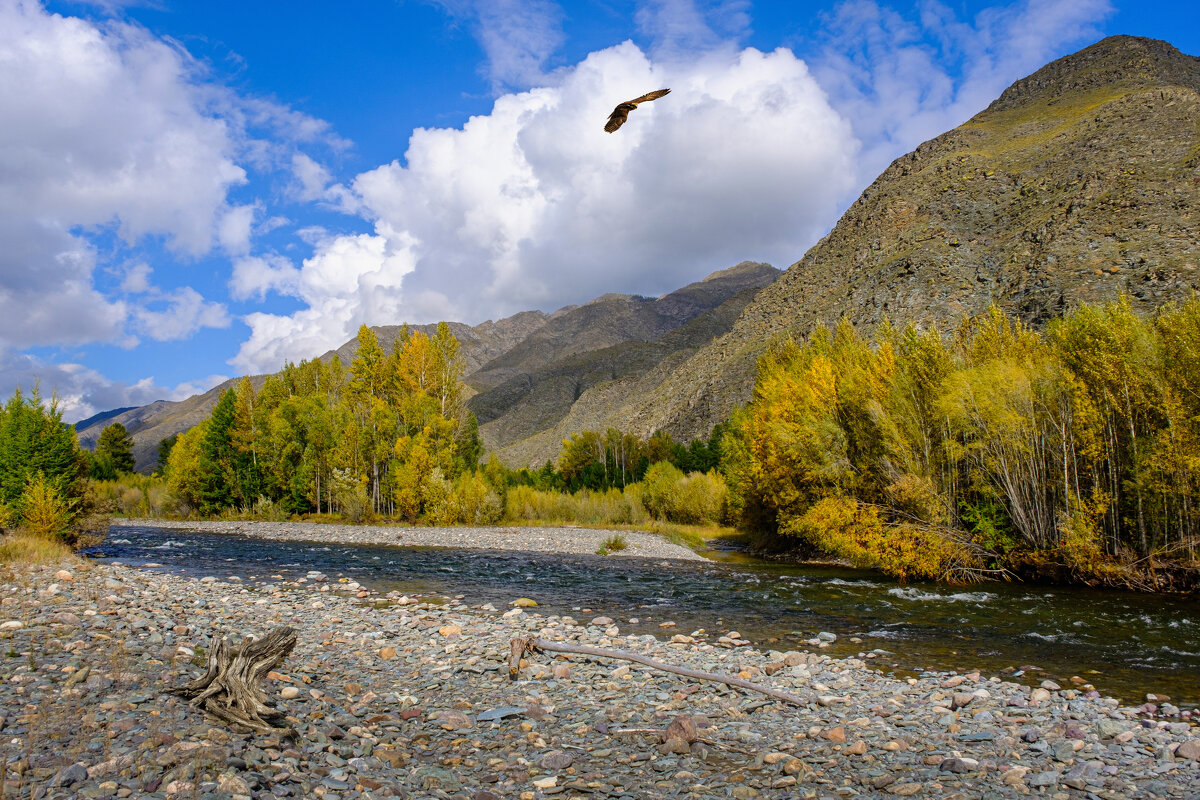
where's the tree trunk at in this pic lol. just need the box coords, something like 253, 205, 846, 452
171, 627, 298, 738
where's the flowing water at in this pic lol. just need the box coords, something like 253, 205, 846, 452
86, 525, 1200, 709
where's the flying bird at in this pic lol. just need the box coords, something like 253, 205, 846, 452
604, 88, 670, 133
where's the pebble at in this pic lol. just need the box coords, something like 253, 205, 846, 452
0, 532, 1196, 800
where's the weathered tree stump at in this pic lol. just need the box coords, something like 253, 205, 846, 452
171, 626, 298, 738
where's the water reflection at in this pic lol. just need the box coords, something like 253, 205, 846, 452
85, 526, 1200, 708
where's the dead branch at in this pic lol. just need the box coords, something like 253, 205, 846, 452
171, 626, 298, 738
508, 636, 808, 707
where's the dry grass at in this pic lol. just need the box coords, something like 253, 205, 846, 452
0, 533, 75, 565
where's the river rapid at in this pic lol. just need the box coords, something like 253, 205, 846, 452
85, 524, 1200, 710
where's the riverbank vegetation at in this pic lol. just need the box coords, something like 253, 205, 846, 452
727, 298, 1200, 587
0, 387, 93, 563
52, 298, 1200, 589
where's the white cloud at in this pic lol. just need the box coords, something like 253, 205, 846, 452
131, 287, 231, 341
0, 1, 244, 352
119, 263, 153, 294
435, 0, 566, 91
230, 254, 302, 302
0, 348, 224, 424
636, 0, 751, 56
218, 204, 258, 254
812, 0, 1114, 181
232, 231, 418, 372
232, 40, 859, 373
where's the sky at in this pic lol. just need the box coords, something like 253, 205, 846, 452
2, 0, 1197, 423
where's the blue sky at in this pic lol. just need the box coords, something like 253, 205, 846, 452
3, 0, 1196, 422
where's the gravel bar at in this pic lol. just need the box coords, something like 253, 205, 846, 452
110, 518, 706, 561
1, 558, 1198, 799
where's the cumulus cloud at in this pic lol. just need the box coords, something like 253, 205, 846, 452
231, 40, 859, 373
812, 0, 1114, 181
0, 2, 243, 351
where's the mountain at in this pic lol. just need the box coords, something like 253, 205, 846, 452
79, 36, 1199, 471
75, 262, 780, 471
590, 35, 1200, 442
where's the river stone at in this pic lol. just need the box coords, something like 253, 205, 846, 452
512, 598, 538, 607
1176, 740, 1200, 761
280, 686, 301, 700
1028, 770, 1060, 787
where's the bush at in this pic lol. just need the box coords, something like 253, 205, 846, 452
452, 472, 502, 525
331, 468, 370, 523
503, 485, 646, 526
17, 472, 75, 543
596, 532, 628, 555
641, 462, 728, 524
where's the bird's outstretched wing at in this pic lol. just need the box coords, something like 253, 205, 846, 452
604, 88, 670, 133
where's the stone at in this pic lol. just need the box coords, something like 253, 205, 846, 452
951, 692, 975, 710
54, 569, 73, 581
1176, 740, 1200, 761
438, 624, 462, 637
590, 617, 614, 626
532, 776, 557, 790
1028, 771, 1060, 787
379, 646, 396, 659
821, 726, 846, 743
51, 763, 88, 787
0, 621, 22, 631
512, 598, 538, 608
280, 686, 301, 700
1030, 688, 1052, 703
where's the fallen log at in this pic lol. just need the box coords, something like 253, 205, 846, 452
171, 626, 298, 738
508, 636, 807, 707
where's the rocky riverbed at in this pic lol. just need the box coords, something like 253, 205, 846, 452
108, 518, 705, 561
1, 558, 1198, 799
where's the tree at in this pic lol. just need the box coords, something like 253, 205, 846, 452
197, 389, 238, 513
95, 422, 136, 475
157, 433, 179, 475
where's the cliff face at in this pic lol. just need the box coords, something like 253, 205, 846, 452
613, 36, 1200, 441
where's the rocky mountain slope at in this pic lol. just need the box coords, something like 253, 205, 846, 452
76, 262, 779, 471
599, 35, 1200, 442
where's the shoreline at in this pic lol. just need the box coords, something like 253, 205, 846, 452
1, 559, 1197, 798
108, 517, 707, 561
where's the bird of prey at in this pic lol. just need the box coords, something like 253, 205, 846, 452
604, 88, 670, 133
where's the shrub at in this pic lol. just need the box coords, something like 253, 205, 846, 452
784, 495, 982, 583
331, 468, 370, 523
597, 532, 628, 555
452, 472, 502, 525
503, 485, 646, 526
641, 462, 728, 524
17, 472, 75, 543
641, 461, 684, 520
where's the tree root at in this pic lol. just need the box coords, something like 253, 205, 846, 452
508, 636, 807, 707
171, 626, 298, 738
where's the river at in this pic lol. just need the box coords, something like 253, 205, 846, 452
85, 525, 1200, 710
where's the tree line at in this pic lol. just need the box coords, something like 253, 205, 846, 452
163, 323, 481, 520
724, 297, 1200, 585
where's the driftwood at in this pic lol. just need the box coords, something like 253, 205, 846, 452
508, 636, 807, 707
171, 626, 298, 738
